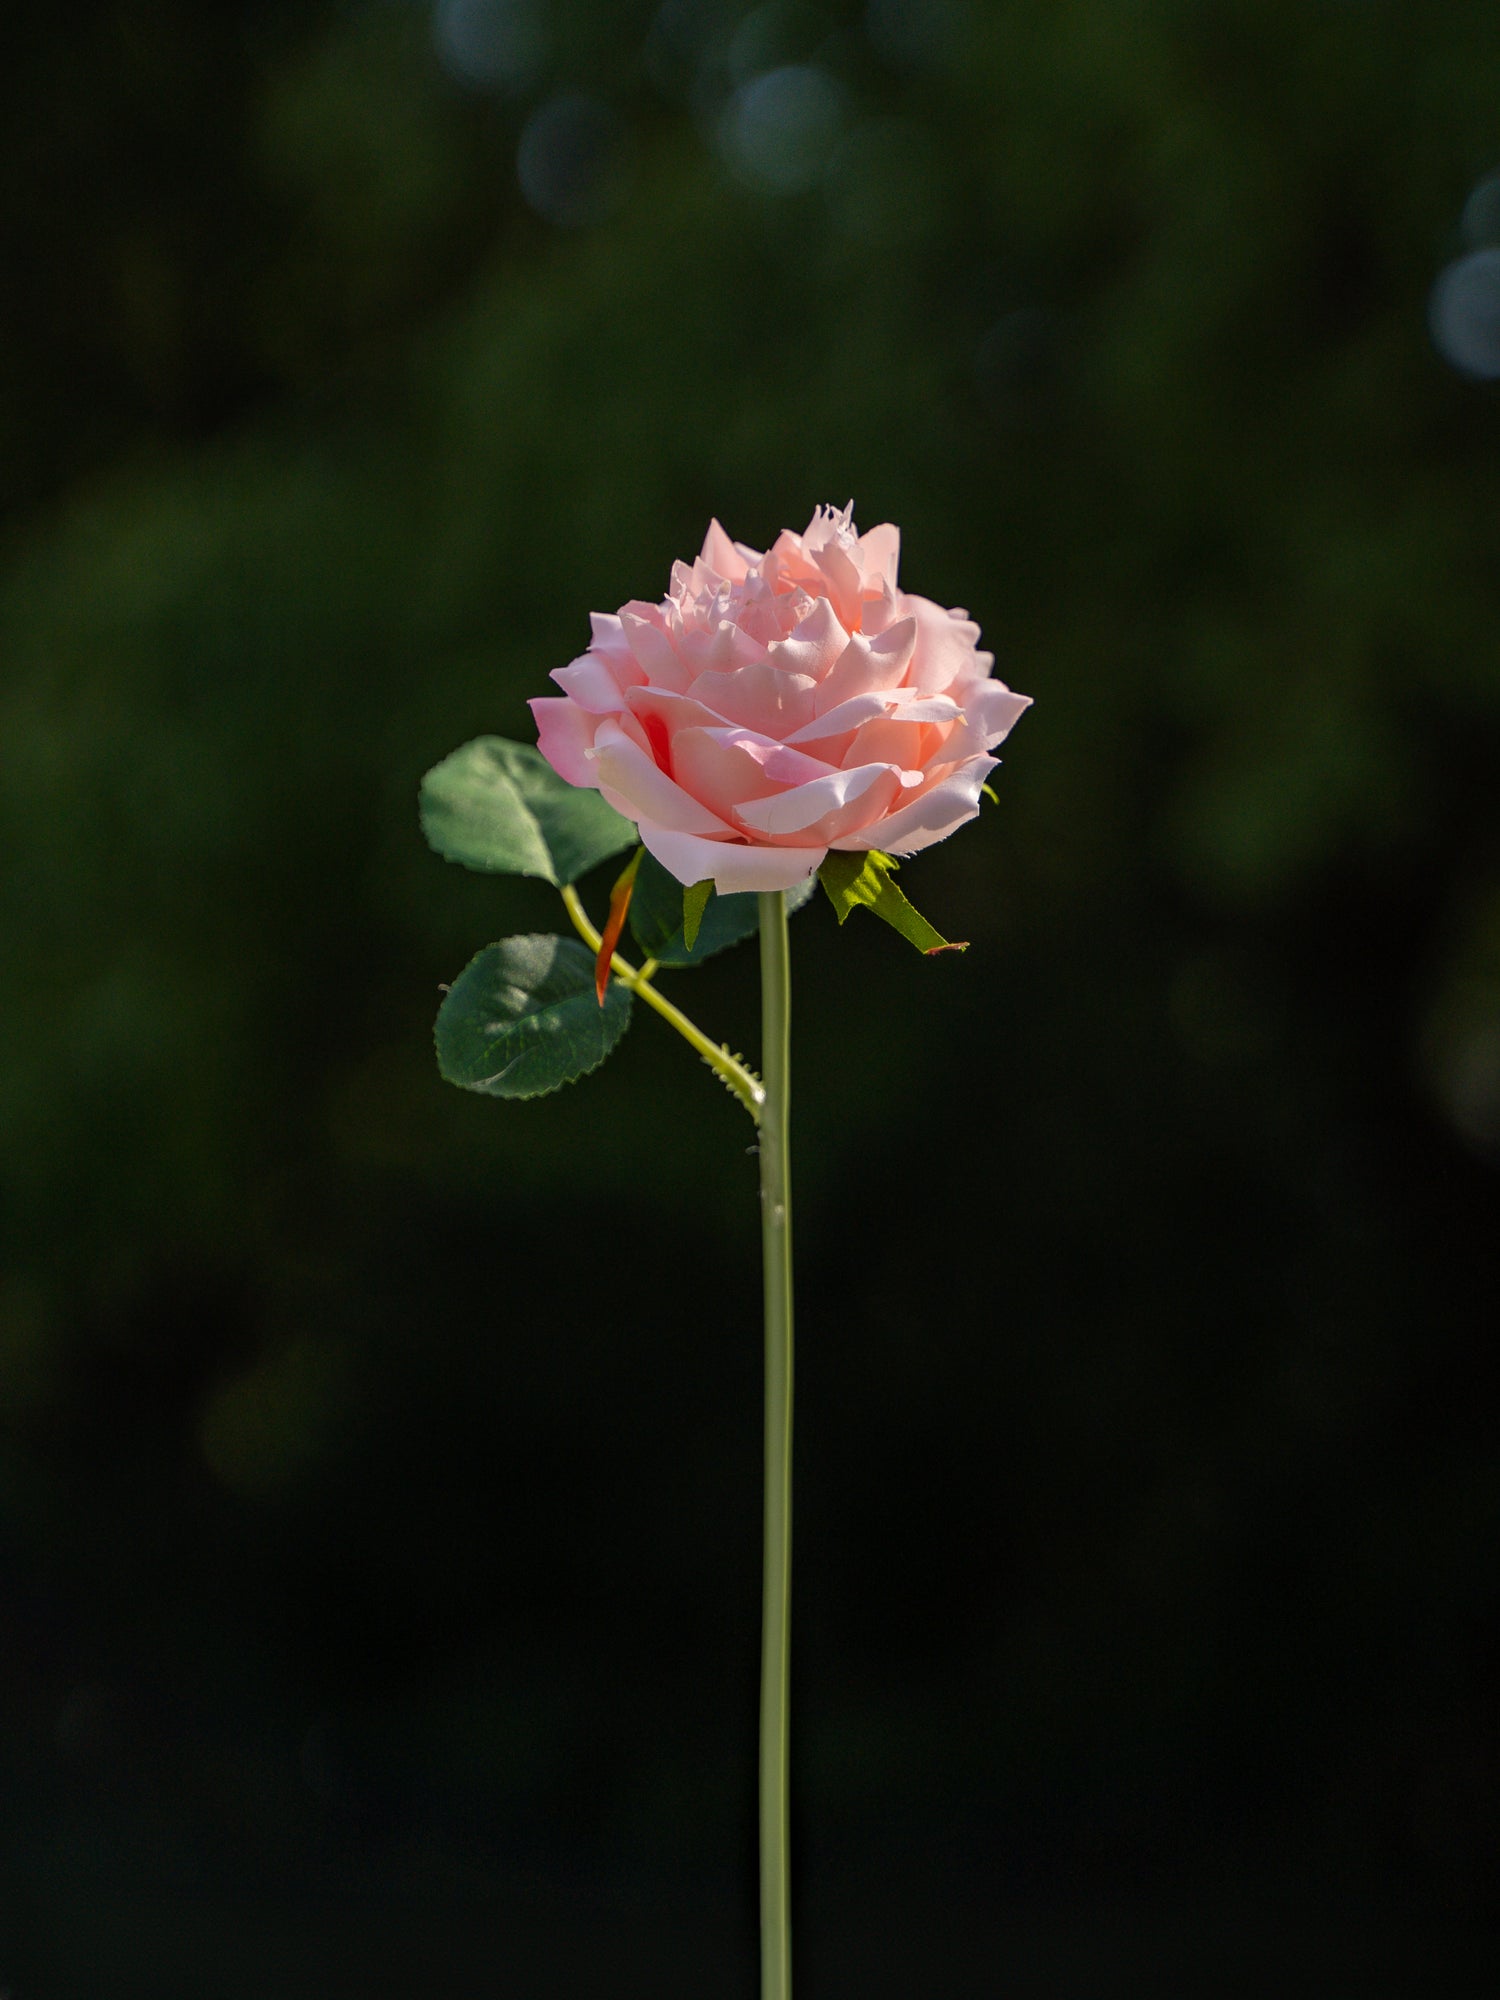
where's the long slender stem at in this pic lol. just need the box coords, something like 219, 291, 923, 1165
560, 883, 764, 1121
757, 889, 794, 2000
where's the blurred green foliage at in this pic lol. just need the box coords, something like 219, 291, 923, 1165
2, 0, 1500, 1990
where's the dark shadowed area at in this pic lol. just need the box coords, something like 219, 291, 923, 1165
3, 1, 1499, 1992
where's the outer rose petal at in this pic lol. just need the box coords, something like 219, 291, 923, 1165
838, 756, 998, 856
733, 762, 913, 841
590, 718, 736, 835
966, 681, 1032, 747
901, 594, 986, 695
531, 696, 600, 787
638, 821, 826, 895
551, 654, 632, 714
785, 690, 961, 744
620, 609, 691, 692
672, 726, 827, 817
856, 521, 900, 591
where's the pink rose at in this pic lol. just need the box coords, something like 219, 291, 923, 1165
529, 504, 1031, 894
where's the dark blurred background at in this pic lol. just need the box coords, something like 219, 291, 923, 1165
3, 1, 1500, 1992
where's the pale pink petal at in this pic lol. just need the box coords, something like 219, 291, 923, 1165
677, 618, 769, 677
733, 761, 911, 841
588, 611, 636, 666
856, 521, 901, 591
784, 691, 896, 742
901, 594, 985, 696
814, 618, 919, 715
671, 727, 785, 813
965, 681, 1033, 747
637, 822, 826, 895
686, 662, 817, 736
839, 756, 998, 856
841, 717, 930, 771
626, 685, 736, 733
860, 583, 904, 636
530, 697, 601, 788
784, 689, 957, 745
672, 727, 831, 809
766, 596, 847, 680
620, 608, 691, 692
799, 503, 853, 550
810, 539, 863, 626
700, 518, 756, 581
551, 654, 633, 714
590, 718, 735, 836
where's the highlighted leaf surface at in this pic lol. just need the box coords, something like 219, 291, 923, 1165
436, 934, 632, 1097
420, 737, 635, 886
817, 850, 967, 955
628, 852, 816, 966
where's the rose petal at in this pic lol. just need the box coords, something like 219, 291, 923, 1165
856, 521, 901, 592
814, 618, 918, 715
700, 517, 756, 582
626, 685, 736, 734
841, 716, 931, 771
590, 718, 735, 836
551, 653, 634, 714
588, 611, 637, 666
672, 727, 791, 814
766, 597, 847, 681
686, 662, 817, 736
838, 756, 998, 856
965, 681, 1033, 747
637, 822, 826, 895
530, 697, 601, 787
733, 761, 906, 841
901, 594, 985, 696
677, 618, 768, 677
620, 608, 691, 692
787, 690, 962, 745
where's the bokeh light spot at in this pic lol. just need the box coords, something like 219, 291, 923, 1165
517, 94, 631, 228
433, 0, 549, 94
718, 64, 843, 195
1429, 248, 1500, 379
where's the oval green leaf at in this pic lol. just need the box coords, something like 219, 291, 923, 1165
628, 851, 816, 966
435, 934, 632, 1098
420, 737, 636, 886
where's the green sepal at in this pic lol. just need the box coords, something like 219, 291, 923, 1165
420, 737, 635, 886
817, 850, 968, 955
435, 934, 632, 1097
681, 880, 713, 951
980, 781, 1000, 805
627, 852, 816, 966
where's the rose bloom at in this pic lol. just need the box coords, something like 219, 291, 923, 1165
530, 504, 1031, 894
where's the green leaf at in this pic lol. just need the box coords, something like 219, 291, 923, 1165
681, 879, 712, 951
627, 851, 816, 966
817, 850, 968, 955
420, 736, 636, 886
435, 934, 632, 1097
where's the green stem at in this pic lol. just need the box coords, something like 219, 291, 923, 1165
560, 883, 764, 1121
757, 889, 794, 2000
